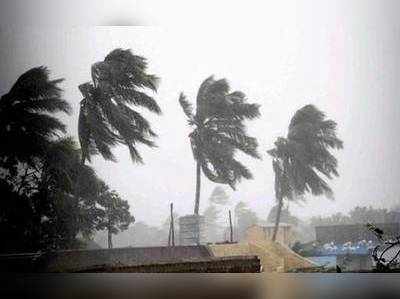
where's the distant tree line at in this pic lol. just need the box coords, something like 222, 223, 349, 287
310, 205, 400, 227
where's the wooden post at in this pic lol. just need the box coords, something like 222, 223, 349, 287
168, 222, 171, 246
229, 210, 233, 243
171, 203, 175, 246
168, 203, 175, 247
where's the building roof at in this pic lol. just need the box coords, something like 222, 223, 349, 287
0, 246, 262, 273
40, 245, 213, 272
75, 255, 261, 273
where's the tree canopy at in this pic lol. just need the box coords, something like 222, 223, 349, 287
97, 181, 135, 234
209, 186, 229, 205
78, 48, 161, 164
0, 67, 135, 252
179, 76, 261, 214
267, 104, 343, 241
268, 105, 343, 200
0, 66, 70, 171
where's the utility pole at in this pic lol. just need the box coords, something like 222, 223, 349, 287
168, 203, 175, 246
229, 210, 233, 243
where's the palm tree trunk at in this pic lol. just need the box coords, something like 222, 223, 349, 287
194, 161, 201, 215
272, 195, 283, 242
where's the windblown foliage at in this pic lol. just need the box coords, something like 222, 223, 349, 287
268, 105, 343, 199
0, 67, 70, 168
268, 105, 343, 241
209, 186, 229, 205
179, 76, 261, 189
78, 48, 161, 163
0, 136, 106, 252
0, 66, 136, 252
96, 181, 135, 248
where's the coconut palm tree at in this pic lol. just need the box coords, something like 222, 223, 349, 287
78, 48, 161, 164
0, 66, 70, 168
179, 76, 261, 215
268, 104, 343, 241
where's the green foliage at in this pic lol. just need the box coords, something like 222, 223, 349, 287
96, 182, 135, 235
310, 206, 399, 227
78, 48, 161, 163
267, 105, 342, 241
179, 76, 261, 189
36, 138, 107, 248
234, 201, 259, 241
0, 66, 70, 170
208, 186, 229, 205
268, 105, 343, 200
309, 212, 351, 227
0, 180, 38, 252
203, 204, 221, 242
0, 66, 136, 252
267, 204, 299, 226
0, 135, 111, 252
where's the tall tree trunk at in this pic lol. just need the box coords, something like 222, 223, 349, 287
272, 195, 283, 242
194, 161, 201, 215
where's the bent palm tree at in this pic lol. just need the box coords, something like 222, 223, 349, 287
268, 105, 343, 241
179, 76, 261, 215
0, 67, 70, 167
78, 48, 161, 164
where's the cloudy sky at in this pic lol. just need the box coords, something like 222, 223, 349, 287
1, 0, 400, 225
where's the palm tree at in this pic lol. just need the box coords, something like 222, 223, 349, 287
78, 48, 161, 164
0, 66, 70, 167
179, 76, 261, 215
268, 104, 343, 241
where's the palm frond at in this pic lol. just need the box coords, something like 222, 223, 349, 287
196, 75, 215, 106
0, 67, 70, 164
179, 93, 194, 119
181, 75, 261, 190
269, 104, 342, 201
78, 48, 161, 163
116, 88, 161, 114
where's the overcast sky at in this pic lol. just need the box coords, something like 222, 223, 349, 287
1, 0, 400, 226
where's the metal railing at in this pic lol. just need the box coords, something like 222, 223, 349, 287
367, 223, 400, 271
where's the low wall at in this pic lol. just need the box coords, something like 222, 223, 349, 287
37, 245, 212, 272
75, 256, 261, 273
